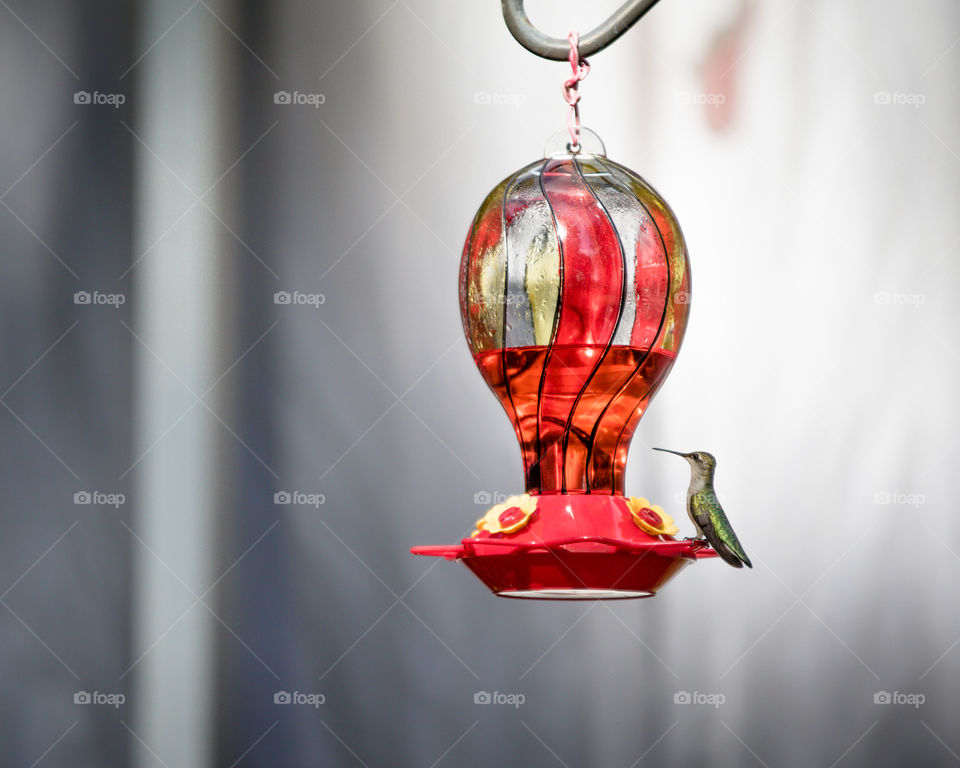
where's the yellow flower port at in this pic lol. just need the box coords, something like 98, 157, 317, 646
471, 494, 538, 536
626, 497, 679, 537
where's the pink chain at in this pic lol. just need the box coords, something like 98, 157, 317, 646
562, 31, 591, 151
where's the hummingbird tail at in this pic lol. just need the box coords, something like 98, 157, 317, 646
715, 540, 751, 569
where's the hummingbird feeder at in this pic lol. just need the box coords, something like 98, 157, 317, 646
411, 2, 718, 598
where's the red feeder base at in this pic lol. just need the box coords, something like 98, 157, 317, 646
411, 495, 716, 600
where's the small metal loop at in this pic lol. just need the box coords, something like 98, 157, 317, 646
501, 0, 663, 61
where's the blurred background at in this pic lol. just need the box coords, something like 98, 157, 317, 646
1, 0, 958, 765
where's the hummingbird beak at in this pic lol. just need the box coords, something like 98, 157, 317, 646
653, 447, 688, 457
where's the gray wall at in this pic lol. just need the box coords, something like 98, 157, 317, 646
2, 0, 959, 766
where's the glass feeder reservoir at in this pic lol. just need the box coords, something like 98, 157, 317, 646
412, 133, 716, 598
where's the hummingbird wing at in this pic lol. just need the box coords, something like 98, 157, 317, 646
691, 489, 753, 569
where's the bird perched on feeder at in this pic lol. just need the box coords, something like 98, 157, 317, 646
653, 448, 752, 569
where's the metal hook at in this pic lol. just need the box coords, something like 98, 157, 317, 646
501, 0, 663, 60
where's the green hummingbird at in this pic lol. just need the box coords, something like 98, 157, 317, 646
653, 448, 752, 569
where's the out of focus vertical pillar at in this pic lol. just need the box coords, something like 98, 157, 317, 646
128, 2, 233, 766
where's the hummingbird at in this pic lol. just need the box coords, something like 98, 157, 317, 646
653, 448, 752, 569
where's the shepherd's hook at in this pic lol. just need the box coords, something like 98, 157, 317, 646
501, 0, 663, 60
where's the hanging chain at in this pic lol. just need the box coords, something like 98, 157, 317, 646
562, 31, 591, 152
